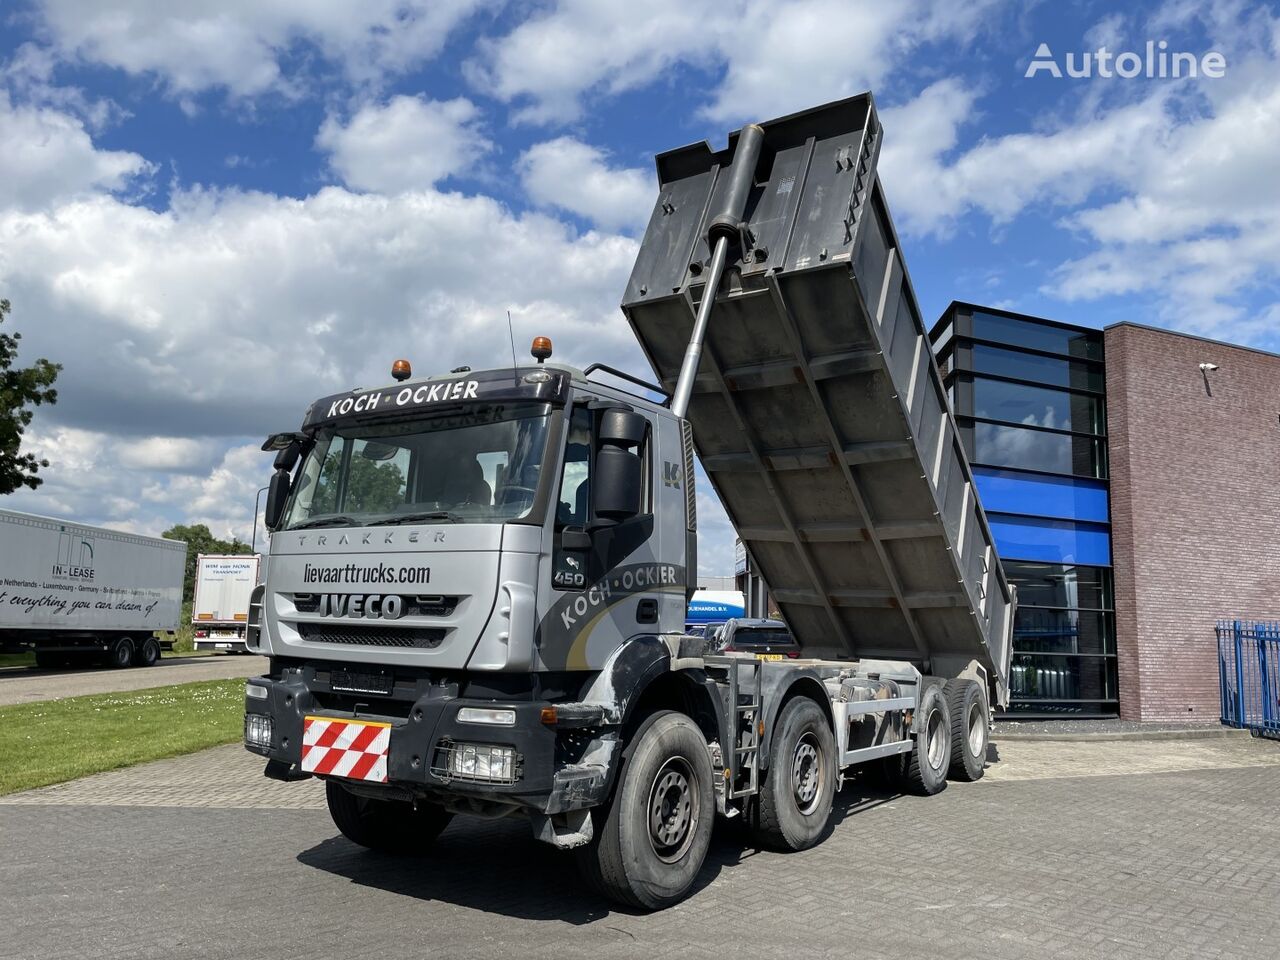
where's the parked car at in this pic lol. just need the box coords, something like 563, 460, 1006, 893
711, 618, 800, 659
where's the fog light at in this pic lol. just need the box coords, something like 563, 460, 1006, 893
245, 713, 274, 749
456, 707, 516, 726
448, 743, 517, 782
245, 682, 269, 700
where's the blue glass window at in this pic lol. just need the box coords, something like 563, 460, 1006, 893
972, 344, 1104, 392
972, 312, 1103, 361
972, 377, 1104, 435
988, 514, 1111, 565
969, 422, 1107, 477
974, 467, 1108, 522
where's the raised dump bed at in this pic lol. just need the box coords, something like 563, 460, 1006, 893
621, 93, 1014, 702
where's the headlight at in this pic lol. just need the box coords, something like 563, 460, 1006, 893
245, 682, 269, 700
244, 713, 274, 749
443, 742, 519, 783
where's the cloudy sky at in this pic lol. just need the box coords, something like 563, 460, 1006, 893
1, 0, 1278, 575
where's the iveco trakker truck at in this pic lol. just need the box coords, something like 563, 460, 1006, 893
244, 93, 1015, 909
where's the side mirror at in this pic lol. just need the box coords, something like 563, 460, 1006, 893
594, 408, 647, 521
264, 469, 292, 532
595, 444, 642, 519
273, 440, 302, 472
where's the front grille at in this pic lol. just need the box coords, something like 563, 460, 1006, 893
292, 594, 460, 617
297, 623, 445, 649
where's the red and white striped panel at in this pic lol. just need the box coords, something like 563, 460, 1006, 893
301, 716, 391, 783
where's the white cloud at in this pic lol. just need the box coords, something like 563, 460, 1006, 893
878, 79, 1172, 237
519, 137, 653, 231
0, 91, 152, 211
0, 184, 641, 444
117, 436, 219, 473
316, 96, 490, 193
468, 0, 1001, 124
29, 0, 493, 98
8, 426, 268, 542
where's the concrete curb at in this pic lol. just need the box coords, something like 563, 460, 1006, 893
994, 727, 1252, 743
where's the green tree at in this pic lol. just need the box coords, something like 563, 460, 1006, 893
0, 299, 61, 494
162, 523, 253, 604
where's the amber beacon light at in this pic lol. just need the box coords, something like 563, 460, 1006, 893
531, 337, 553, 363
391, 359, 412, 381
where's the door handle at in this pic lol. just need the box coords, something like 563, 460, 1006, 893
636, 598, 659, 624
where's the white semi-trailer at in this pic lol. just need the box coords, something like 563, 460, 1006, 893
0, 508, 186, 668
244, 94, 1015, 909
192, 554, 261, 652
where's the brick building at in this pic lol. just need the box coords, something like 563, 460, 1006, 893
932, 303, 1280, 721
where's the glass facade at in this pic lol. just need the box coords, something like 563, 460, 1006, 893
932, 303, 1115, 717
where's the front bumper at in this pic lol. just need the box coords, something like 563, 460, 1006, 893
243, 665, 614, 815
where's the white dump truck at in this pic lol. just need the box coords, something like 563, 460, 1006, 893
0, 508, 186, 668
244, 93, 1015, 909
192, 554, 261, 652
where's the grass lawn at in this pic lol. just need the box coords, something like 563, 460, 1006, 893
0, 678, 245, 796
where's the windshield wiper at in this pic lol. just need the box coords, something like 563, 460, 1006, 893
289, 515, 361, 530
368, 511, 463, 526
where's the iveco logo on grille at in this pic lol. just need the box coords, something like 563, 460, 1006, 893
316, 594, 406, 621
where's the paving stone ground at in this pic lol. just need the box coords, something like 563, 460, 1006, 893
0, 656, 268, 706
1, 736, 1277, 960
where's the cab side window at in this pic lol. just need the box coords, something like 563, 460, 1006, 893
557, 406, 593, 526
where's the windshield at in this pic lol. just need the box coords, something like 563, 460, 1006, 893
283, 402, 553, 529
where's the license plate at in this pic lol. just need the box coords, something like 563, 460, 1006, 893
756, 653, 784, 661
301, 716, 390, 782
330, 669, 393, 696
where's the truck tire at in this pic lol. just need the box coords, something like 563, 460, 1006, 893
575, 710, 714, 910
903, 684, 951, 796
944, 679, 988, 781
750, 697, 836, 851
34, 651, 63, 670
325, 782, 452, 854
134, 637, 161, 667
109, 637, 135, 669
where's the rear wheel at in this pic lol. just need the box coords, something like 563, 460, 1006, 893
325, 781, 452, 854
750, 697, 836, 851
903, 684, 951, 795
944, 679, 988, 781
108, 637, 135, 669
134, 637, 161, 667
576, 710, 714, 910
34, 651, 63, 669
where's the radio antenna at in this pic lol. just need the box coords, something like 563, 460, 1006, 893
507, 310, 519, 386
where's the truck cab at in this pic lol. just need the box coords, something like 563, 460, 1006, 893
245, 350, 701, 838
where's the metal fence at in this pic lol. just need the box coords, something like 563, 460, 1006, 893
1217, 620, 1280, 738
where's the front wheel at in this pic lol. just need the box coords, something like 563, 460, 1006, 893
325, 782, 452, 854
750, 697, 836, 851
576, 710, 715, 910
